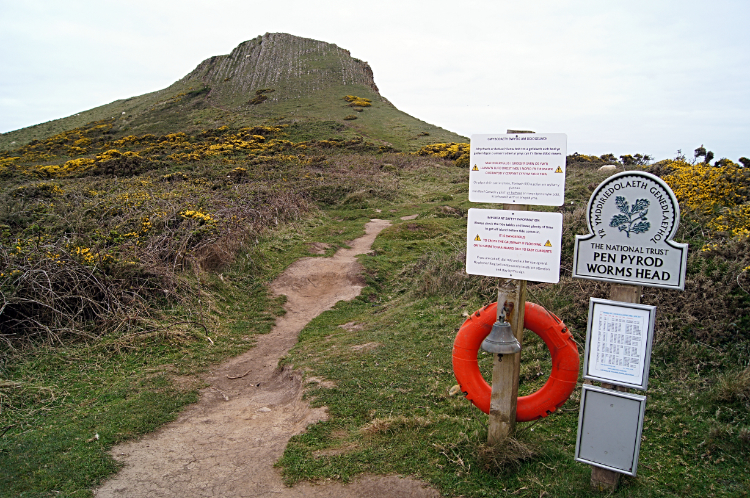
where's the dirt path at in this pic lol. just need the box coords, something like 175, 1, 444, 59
95, 219, 440, 498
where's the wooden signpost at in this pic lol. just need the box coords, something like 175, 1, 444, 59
468, 131, 567, 442
590, 283, 640, 490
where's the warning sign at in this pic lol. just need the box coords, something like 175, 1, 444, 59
469, 133, 567, 206
466, 209, 563, 282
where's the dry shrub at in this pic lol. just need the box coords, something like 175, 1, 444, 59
0, 175, 311, 349
191, 234, 242, 272
431, 205, 464, 218
187, 189, 308, 272
649, 235, 750, 345
92, 156, 162, 177
0, 244, 130, 346
713, 367, 750, 405
302, 153, 400, 206
379, 152, 454, 171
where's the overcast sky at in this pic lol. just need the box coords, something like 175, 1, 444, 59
1, 0, 748, 161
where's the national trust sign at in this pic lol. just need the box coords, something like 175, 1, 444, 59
573, 171, 688, 290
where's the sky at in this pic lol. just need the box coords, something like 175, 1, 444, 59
1, 0, 748, 161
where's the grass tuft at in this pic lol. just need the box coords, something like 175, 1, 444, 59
474, 437, 539, 474
713, 367, 750, 405
360, 415, 433, 436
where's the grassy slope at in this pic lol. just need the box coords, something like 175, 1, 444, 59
1, 154, 748, 497
0, 81, 196, 152
0, 84, 466, 154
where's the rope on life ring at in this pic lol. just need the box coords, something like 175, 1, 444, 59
452, 302, 579, 422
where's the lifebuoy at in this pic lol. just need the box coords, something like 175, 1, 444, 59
452, 302, 579, 422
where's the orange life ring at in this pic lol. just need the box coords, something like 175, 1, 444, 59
452, 302, 579, 422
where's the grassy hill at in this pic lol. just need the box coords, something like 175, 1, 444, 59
0, 33, 749, 498
0, 33, 466, 153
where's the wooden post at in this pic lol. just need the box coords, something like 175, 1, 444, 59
486, 130, 534, 444
487, 204, 528, 444
590, 283, 642, 492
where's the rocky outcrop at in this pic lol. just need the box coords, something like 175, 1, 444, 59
180, 33, 380, 108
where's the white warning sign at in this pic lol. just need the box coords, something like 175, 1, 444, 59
466, 209, 563, 283
469, 133, 567, 206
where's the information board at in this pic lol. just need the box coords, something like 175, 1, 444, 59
466, 209, 562, 283
583, 298, 656, 390
469, 133, 567, 206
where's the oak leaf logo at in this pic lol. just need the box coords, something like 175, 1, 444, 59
609, 196, 650, 237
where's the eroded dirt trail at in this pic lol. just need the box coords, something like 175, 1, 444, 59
95, 219, 440, 498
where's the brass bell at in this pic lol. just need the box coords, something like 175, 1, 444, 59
481, 319, 521, 355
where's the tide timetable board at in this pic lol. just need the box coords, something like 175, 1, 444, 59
582, 298, 656, 391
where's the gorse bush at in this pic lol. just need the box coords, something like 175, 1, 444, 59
343, 95, 372, 107
661, 160, 750, 214
414, 143, 470, 167
659, 159, 750, 237
0, 242, 131, 346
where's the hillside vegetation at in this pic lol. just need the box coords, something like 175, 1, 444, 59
1, 127, 748, 496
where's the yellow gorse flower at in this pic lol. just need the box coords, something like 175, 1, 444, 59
180, 210, 214, 223
343, 95, 372, 107
663, 160, 750, 237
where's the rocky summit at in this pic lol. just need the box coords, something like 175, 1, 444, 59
182, 32, 380, 107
